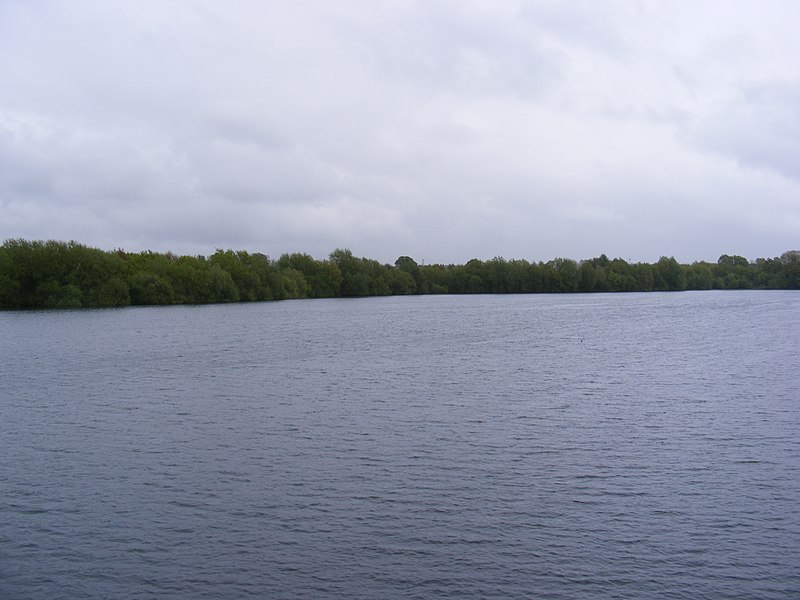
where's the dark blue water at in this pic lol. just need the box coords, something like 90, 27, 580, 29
2, 291, 799, 599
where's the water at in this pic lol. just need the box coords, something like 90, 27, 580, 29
1, 291, 799, 599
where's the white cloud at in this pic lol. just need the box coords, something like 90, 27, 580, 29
1, 0, 799, 263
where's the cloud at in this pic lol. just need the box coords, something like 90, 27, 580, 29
1, 1, 799, 264
686, 81, 800, 182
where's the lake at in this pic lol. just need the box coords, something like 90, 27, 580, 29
1, 291, 799, 599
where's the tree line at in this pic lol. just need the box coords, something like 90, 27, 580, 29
0, 239, 798, 310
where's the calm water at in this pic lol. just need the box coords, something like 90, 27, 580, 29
1, 291, 799, 599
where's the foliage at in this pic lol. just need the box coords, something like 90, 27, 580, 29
1, 238, 799, 310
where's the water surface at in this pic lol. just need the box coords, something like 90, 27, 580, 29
1, 291, 799, 598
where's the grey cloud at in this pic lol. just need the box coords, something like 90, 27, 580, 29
1, 1, 799, 264
688, 81, 800, 181
333, 2, 567, 100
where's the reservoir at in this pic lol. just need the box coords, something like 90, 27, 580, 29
1, 291, 799, 598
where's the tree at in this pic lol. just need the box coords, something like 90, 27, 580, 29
485, 257, 510, 293
6, 237, 800, 309
780, 250, 800, 288
654, 256, 686, 291
718, 254, 749, 268
268, 268, 309, 300
547, 258, 579, 292
330, 249, 391, 296
129, 271, 175, 305
279, 252, 342, 297
420, 264, 450, 294
714, 254, 753, 289
578, 261, 597, 292
632, 263, 654, 291
386, 268, 416, 295
208, 265, 240, 302
684, 262, 713, 290
394, 256, 422, 293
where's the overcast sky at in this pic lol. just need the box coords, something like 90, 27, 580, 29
1, 1, 799, 264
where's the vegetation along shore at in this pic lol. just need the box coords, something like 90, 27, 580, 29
0, 239, 798, 310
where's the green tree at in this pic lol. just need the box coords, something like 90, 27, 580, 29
485, 257, 510, 293
129, 271, 175, 305
169, 255, 212, 304
780, 250, 800, 288
279, 252, 341, 297
632, 263, 654, 291
714, 254, 753, 289
329, 249, 390, 296
578, 261, 597, 292
394, 256, 422, 293
208, 265, 240, 302
386, 268, 416, 295
684, 262, 713, 290
420, 264, 450, 293
94, 277, 131, 307
547, 258, 579, 292
654, 256, 686, 291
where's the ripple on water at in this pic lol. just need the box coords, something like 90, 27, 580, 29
1, 291, 799, 599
